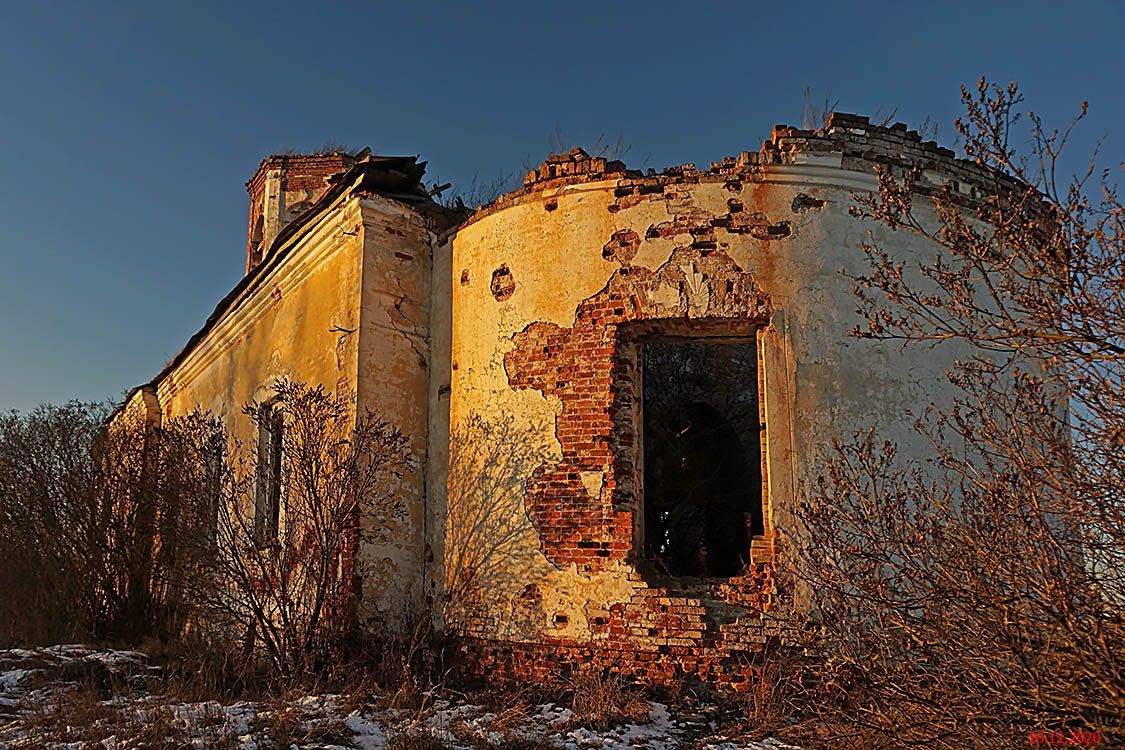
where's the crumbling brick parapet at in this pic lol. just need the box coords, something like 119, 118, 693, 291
523, 147, 627, 187
454, 111, 1020, 236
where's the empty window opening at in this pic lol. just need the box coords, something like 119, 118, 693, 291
249, 214, 265, 265
203, 433, 224, 543
642, 339, 763, 578
255, 405, 283, 544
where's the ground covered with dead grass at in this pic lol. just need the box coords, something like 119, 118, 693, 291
0, 646, 798, 749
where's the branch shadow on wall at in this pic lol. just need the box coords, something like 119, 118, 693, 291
441, 410, 555, 640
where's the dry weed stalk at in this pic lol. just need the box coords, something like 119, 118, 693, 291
567, 663, 649, 730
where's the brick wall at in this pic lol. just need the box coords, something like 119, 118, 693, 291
245, 153, 355, 271
454, 558, 784, 691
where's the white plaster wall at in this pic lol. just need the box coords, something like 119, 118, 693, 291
354, 196, 435, 630
436, 167, 973, 642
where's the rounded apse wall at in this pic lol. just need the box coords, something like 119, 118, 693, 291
437, 126, 991, 688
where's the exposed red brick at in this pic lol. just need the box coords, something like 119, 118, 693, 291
601, 229, 641, 264
479, 210, 785, 689
490, 264, 516, 301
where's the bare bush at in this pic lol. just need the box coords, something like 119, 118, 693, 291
182, 379, 413, 680
0, 376, 414, 687
792, 79, 1124, 746
735, 647, 813, 739
120, 409, 227, 640
0, 395, 239, 646
0, 401, 110, 644
0, 401, 209, 644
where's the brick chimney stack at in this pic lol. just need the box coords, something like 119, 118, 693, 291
244, 151, 362, 273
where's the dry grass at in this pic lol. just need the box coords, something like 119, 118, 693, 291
192, 702, 243, 749
386, 729, 449, 750
378, 673, 428, 711
337, 672, 382, 715
303, 715, 358, 745
149, 632, 272, 703
328, 627, 438, 713
488, 739, 557, 750
251, 697, 304, 749
566, 664, 649, 730
17, 681, 201, 749
367, 646, 430, 712
736, 651, 809, 738
245, 690, 359, 749
441, 684, 564, 750
470, 684, 541, 734
490, 698, 533, 735
10, 678, 360, 750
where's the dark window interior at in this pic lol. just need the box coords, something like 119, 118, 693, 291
255, 406, 283, 543
203, 434, 224, 542
642, 339, 763, 577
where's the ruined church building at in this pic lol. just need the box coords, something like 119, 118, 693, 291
118, 114, 995, 690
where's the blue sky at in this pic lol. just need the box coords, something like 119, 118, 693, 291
0, 1, 1121, 412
